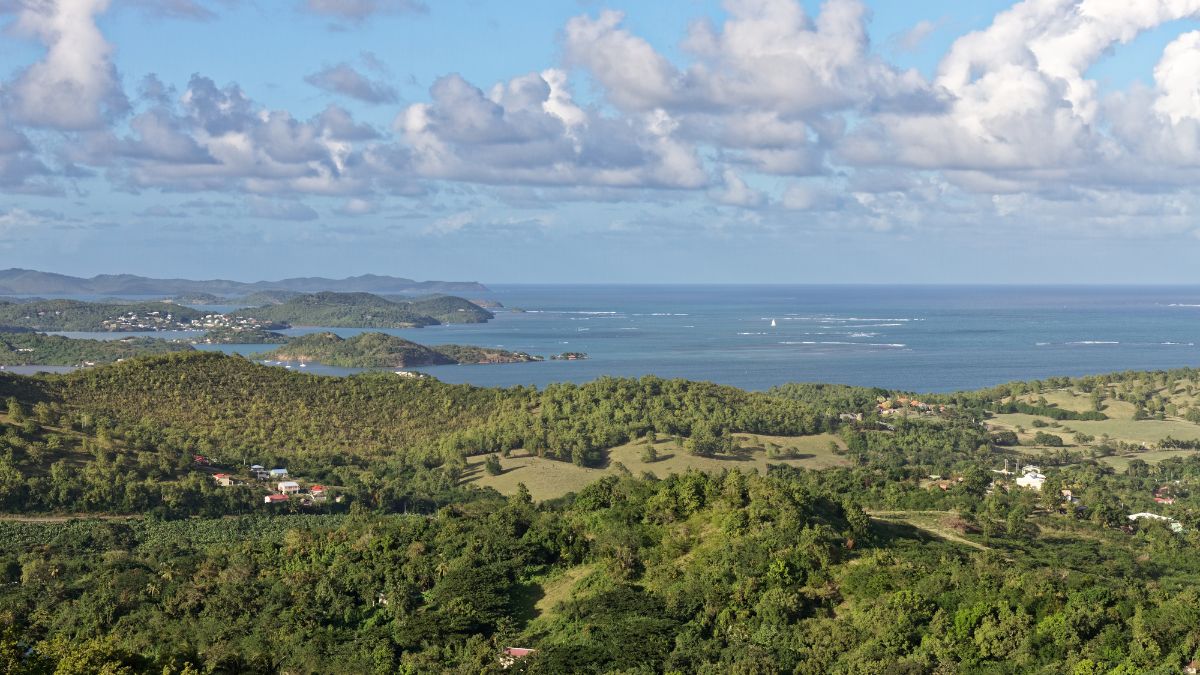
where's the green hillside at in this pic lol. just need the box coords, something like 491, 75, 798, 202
231, 291, 492, 328
0, 299, 204, 331
262, 331, 538, 367
0, 332, 192, 366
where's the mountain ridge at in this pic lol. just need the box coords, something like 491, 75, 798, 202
0, 268, 488, 296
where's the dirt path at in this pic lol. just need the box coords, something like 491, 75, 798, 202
0, 513, 143, 523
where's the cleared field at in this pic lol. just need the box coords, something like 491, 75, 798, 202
867, 510, 989, 551
1099, 450, 1200, 471
989, 412, 1200, 447
462, 433, 849, 501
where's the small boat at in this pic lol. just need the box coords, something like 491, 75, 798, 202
770, 319, 777, 327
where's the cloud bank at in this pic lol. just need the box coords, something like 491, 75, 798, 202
5, 0, 1200, 239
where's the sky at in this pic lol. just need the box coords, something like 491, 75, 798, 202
4, 0, 1200, 284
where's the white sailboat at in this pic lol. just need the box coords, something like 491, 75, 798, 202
770, 319, 777, 327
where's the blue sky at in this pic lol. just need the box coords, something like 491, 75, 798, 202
3, 0, 1200, 283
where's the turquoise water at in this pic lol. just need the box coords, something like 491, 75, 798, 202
49, 285, 1200, 393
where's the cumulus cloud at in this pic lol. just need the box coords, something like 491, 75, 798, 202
6, 0, 1200, 242
711, 169, 765, 207
7, 0, 129, 130
305, 63, 398, 104
396, 72, 707, 188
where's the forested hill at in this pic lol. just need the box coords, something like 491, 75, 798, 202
0, 331, 192, 366
261, 332, 539, 367
0, 299, 205, 331
5, 355, 1200, 671
0, 351, 824, 467
233, 291, 493, 328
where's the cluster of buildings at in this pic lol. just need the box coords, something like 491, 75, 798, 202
98, 310, 191, 331
198, 458, 333, 506
263, 482, 327, 504
192, 314, 280, 330
876, 396, 948, 417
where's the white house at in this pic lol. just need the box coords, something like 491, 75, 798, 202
278, 481, 301, 494
269, 468, 289, 479
1016, 470, 1046, 491
1127, 512, 1184, 533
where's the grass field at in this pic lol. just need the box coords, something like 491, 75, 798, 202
989, 412, 1200, 447
461, 433, 850, 501
1098, 450, 1200, 471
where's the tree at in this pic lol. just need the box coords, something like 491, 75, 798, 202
484, 454, 502, 476
641, 444, 658, 463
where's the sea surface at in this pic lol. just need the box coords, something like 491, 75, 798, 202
45, 285, 1200, 393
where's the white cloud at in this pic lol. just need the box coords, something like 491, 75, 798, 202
7, 0, 129, 130
711, 169, 765, 207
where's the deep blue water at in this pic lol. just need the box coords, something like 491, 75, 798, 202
48, 285, 1200, 393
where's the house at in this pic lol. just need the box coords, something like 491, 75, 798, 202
278, 481, 301, 494
310, 485, 327, 500
193, 454, 210, 465
212, 473, 234, 487
1154, 496, 1175, 505
1127, 512, 1184, 533
250, 465, 269, 481
499, 647, 536, 668
269, 468, 289, 479
1016, 470, 1046, 491
264, 494, 289, 504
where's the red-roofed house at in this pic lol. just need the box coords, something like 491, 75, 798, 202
264, 494, 289, 504
499, 647, 535, 668
212, 473, 234, 487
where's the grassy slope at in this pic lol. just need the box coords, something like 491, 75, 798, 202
462, 433, 848, 500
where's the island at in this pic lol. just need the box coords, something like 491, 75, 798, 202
550, 351, 589, 360
192, 327, 289, 345
0, 331, 192, 366
259, 332, 539, 367
233, 291, 493, 328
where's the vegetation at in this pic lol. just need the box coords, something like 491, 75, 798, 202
0, 299, 204, 331
2, 357, 1200, 671
192, 327, 288, 344
0, 332, 192, 366
260, 332, 539, 367
235, 291, 493, 328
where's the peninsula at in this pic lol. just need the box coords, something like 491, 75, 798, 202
260, 332, 539, 367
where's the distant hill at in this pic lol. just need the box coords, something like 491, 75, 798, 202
0, 268, 488, 297
261, 332, 539, 367
0, 299, 206, 331
0, 331, 192, 366
234, 292, 493, 328
236, 290, 302, 306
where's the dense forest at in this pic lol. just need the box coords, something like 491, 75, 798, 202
1, 355, 1200, 672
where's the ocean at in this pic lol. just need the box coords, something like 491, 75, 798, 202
42, 285, 1200, 393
